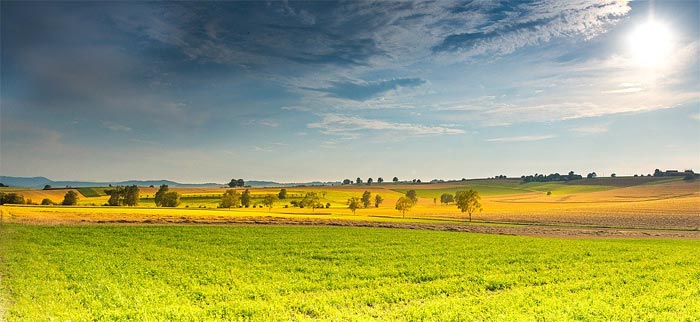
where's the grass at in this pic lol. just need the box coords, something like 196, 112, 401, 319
1, 224, 699, 321
76, 187, 107, 198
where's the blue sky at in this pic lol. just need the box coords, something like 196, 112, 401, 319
1, 0, 698, 183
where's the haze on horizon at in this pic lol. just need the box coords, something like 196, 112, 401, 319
1, 0, 698, 183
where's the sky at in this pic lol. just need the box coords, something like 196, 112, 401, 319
1, 0, 698, 183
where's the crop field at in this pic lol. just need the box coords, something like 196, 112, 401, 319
1, 224, 699, 321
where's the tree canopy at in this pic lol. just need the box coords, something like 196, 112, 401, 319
455, 190, 482, 222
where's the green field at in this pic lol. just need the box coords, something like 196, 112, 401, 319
76, 187, 108, 198
1, 224, 699, 321
392, 181, 613, 198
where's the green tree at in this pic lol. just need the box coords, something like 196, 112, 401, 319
155, 185, 171, 207
62, 190, 79, 206
241, 189, 252, 207
220, 189, 241, 208
455, 190, 482, 222
301, 192, 320, 212
106, 186, 125, 206
41, 198, 54, 205
392, 177, 398, 183
374, 194, 383, 208
377, 177, 384, 184
0, 193, 24, 205
124, 185, 140, 206
395, 197, 413, 218
367, 178, 373, 185
361, 191, 372, 208
356, 177, 362, 185
440, 193, 454, 205
278, 188, 287, 199
405, 190, 417, 204
161, 192, 181, 207
347, 197, 360, 215
262, 194, 277, 211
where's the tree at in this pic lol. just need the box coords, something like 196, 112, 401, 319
356, 177, 363, 185
41, 198, 54, 205
43, 185, 51, 190
262, 194, 277, 211
377, 177, 384, 184
405, 190, 417, 204
440, 193, 454, 205
392, 177, 399, 183
220, 189, 241, 208
654, 169, 663, 177
455, 190, 482, 222
278, 188, 287, 199
374, 194, 383, 208
0, 193, 24, 205
611, 173, 617, 177
155, 184, 169, 207
347, 197, 360, 215
106, 186, 125, 206
395, 197, 413, 218
361, 191, 372, 208
342, 179, 352, 185
161, 192, 180, 207
301, 192, 320, 211
228, 179, 245, 187
124, 185, 140, 206
367, 178, 373, 185
62, 191, 79, 206
587, 172, 597, 179
241, 189, 252, 207
237, 179, 245, 187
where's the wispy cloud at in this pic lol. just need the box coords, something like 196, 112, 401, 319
244, 119, 280, 127
306, 78, 426, 101
308, 114, 464, 138
486, 135, 556, 142
103, 121, 132, 132
571, 124, 609, 135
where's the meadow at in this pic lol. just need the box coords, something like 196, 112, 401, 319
1, 224, 700, 321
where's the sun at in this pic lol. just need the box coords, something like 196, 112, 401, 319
627, 20, 674, 68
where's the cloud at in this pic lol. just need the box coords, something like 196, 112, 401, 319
486, 135, 556, 142
244, 119, 280, 127
433, 1, 631, 59
306, 78, 426, 101
308, 114, 464, 138
103, 121, 132, 132
570, 124, 609, 135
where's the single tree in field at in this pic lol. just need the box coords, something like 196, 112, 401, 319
278, 188, 287, 199
367, 178, 373, 185
395, 197, 413, 218
301, 192, 320, 212
228, 179, 237, 188
611, 173, 617, 177
356, 177, 363, 185
343, 179, 352, 185
347, 197, 360, 215
237, 179, 245, 187
392, 177, 399, 183
41, 198, 54, 205
155, 184, 169, 207
262, 194, 277, 211
440, 193, 454, 205
405, 190, 417, 204
374, 194, 383, 208
220, 189, 241, 208
161, 191, 181, 207
241, 189, 252, 207
361, 191, 372, 208
124, 185, 139, 206
455, 190, 482, 222
586, 172, 597, 179
377, 177, 384, 184
62, 190, 79, 206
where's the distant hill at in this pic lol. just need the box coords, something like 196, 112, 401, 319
0, 176, 340, 189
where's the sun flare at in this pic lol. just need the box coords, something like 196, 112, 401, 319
627, 20, 674, 67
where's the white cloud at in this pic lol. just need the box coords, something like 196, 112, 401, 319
103, 121, 132, 132
486, 135, 556, 142
571, 124, 609, 135
308, 114, 464, 138
244, 119, 280, 127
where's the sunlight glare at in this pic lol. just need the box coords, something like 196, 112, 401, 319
627, 20, 674, 68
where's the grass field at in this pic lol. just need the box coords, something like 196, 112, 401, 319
1, 224, 699, 321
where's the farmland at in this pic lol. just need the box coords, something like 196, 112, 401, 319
2, 225, 700, 321
1, 177, 699, 321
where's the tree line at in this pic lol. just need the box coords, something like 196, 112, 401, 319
393, 189, 482, 221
